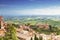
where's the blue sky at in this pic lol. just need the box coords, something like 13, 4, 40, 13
0, 0, 60, 16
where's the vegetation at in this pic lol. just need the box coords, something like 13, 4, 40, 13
0, 37, 3, 40
39, 36, 42, 40
34, 35, 39, 40
30, 37, 33, 40
1, 16, 60, 40
30, 24, 60, 35
31, 34, 42, 40
0, 24, 19, 40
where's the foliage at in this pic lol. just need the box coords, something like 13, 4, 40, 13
4, 24, 19, 40
34, 35, 39, 40
30, 37, 33, 40
0, 37, 3, 40
31, 35, 43, 40
30, 24, 60, 35
39, 36, 42, 40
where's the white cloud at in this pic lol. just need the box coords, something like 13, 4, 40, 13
1, 6, 60, 16
12, 6, 60, 15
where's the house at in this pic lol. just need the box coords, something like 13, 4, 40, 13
36, 23, 49, 29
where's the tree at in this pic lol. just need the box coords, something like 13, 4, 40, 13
49, 25, 52, 32
34, 34, 38, 40
25, 23, 30, 26
39, 36, 42, 40
30, 37, 33, 40
0, 37, 3, 40
4, 24, 19, 40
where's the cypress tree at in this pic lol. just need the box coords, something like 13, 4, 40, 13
30, 37, 33, 40
39, 36, 42, 40
34, 34, 38, 40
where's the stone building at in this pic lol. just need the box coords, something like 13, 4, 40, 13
0, 16, 6, 36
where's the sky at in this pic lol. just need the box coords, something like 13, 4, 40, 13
0, 0, 60, 16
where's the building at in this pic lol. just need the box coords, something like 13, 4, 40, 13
36, 23, 49, 29
0, 16, 4, 29
0, 16, 7, 29
0, 16, 6, 36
